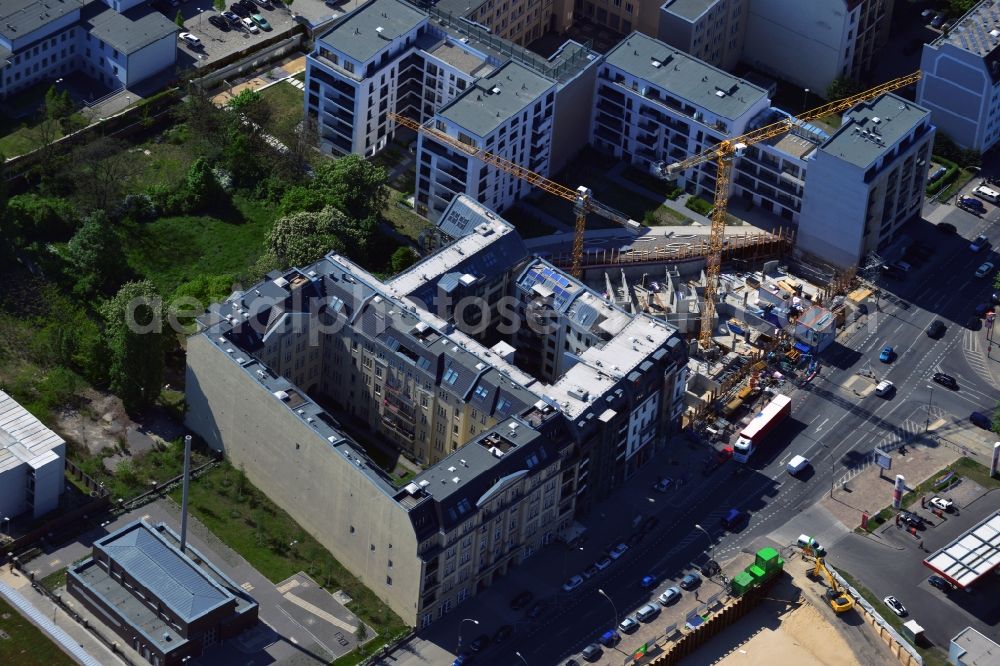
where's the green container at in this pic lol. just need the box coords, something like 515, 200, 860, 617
732, 571, 755, 596
748, 564, 766, 580
755, 547, 783, 572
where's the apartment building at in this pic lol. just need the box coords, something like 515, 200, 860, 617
432, 0, 561, 46
918, 0, 1000, 151
0, 0, 177, 100
743, 0, 894, 95
658, 0, 748, 70
185, 196, 687, 625
0, 390, 65, 521
591, 32, 770, 200
798, 94, 933, 267
569, 0, 661, 36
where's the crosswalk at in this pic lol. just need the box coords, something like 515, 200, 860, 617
286, 76, 305, 90
872, 416, 926, 455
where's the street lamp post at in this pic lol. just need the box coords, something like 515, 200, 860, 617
693, 523, 714, 563
597, 588, 618, 631
515, 651, 528, 666
457, 618, 478, 653
803, 88, 810, 111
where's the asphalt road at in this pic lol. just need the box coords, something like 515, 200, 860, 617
479, 203, 1000, 664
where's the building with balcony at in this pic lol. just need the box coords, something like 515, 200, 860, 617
0, 0, 178, 101
743, 0, 893, 95
797, 93, 933, 267
184, 195, 687, 626
67, 520, 258, 666
430, 0, 564, 46
0, 389, 65, 521
658, 0, 748, 71
918, 0, 1000, 151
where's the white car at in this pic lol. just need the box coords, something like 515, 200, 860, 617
875, 380, 894, 397
562, 575, 584, 592
618, 616, 640, 634
179, 32, 202, 48
975, 261, 994, 278
609, 542, 629, 560
242, 16, 260, 33
883, 595, 908, 617
929, 497, 954, 512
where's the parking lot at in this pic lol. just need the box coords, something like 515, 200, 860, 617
152, 0, 299, 68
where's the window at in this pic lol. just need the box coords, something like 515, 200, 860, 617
386, 576, 392, 585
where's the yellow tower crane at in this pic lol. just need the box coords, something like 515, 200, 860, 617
389, 113, 641, 278
657, 71, 922, 348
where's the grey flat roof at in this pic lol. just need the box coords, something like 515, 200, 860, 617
320, 0, 426, 63
438, 60, 554, 137
820, 94, 930, 169
950, 627, 999, 665
82, 1, 178, 55
661, 0, 717, 21
95, 521, 232, 623
0, 0, 84, 43
604, 32, 767, 121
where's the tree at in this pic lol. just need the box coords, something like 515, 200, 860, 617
65, 211, 127, 297
389, 246, 419, 273
278, 185, 326, 216
102, 281, 166, 410
175, 9, 184, 27
180, 157, 223, 212
356, 623, 368, 655
44, 85, 73, 122
265, 206, 348, 268
3, 193, 77, 243
313, 155, 389, 222
72, 137, 133, 212
949, 0, 976, 17
825, 76, 863, 101
214, 0, 225, 9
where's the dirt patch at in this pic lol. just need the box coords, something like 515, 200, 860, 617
53, 387, 130, 454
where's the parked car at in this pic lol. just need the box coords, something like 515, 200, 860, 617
241, 16, 259, 32
598, 630, 619, 647
928, 574, 952, 591
468, 634, 490, 653
929, 497, 954, 512
932, 372, 958, 389
680, 572, 702, 590
640, 574, 658, 589
493, 624, 513, 643
975, 261, 994, 278
179, 32, 202, 48
222, 9, 241, 23
618, 616, 640, 634
208, 14, 230, 30
652, 477, 672, 493
251, 12, 271, 30
695, 558, 720, 577
875, 380, 894, 397
899, 511, 924, 528
562, 575, 584, 592
926, 320, 946, 339
883, 595, 908, 617
582, 564, 598, 579
970, 411, 992, 429
239, 0, 258, 10
879, 345, 894, 363
609, 543, 628, 560
970, 234, 990, 251
581, 644, 602, 662
931, 13, 945, 28
958, 196, 985, 213
256, 0, 273, 7
658, 586, 682, 606
510, 590, 533, 610
594, 556, 612, 571
641, 515, 659, 532
721, 508, 748, 530
230, 2, 250, 16
635, 603, 660, 622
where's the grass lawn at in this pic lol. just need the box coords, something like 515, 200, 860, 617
127, 195, 277, 296
67, 437, 210, 501
383, 188, 432, 243
170, 463, 408, 659
128, 142, 197, 193
647, 206, 693, 225
0, 596, 77, 666
258, 82, 305, 138
40, 567, 68, 592
937, 168, 975, 201
837, 568, 949, 666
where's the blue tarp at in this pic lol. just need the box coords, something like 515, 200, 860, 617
793, 342, 811, 353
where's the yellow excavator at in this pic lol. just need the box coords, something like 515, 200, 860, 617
807, 555, 855, 614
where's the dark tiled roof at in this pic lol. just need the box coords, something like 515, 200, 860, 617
0, 0, 84, 43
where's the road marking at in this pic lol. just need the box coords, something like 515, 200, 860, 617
282, 591, 357, 632
815, 418, 829, 432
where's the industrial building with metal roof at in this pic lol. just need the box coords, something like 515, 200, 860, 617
68, 520, 258, 666
0, 389, 65, 521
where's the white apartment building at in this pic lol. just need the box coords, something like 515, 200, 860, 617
0, 390, 66, 521
0, 0, 177, 101
743, 0, 893, 95
798, 94, 933, 267
416, 61, 557, 219
918, 0, 1000, 151
658, 0, 748, 71
592, 32, 770, 200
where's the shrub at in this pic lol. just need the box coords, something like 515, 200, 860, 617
685, 196, 713, 216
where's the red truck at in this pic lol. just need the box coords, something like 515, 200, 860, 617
733, 394, 791, 462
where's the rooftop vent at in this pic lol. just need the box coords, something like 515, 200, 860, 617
490, 86, 501, 94
273, 390, 290, 401
452, 476, 461, 483
872, 116, 881, 124
651, 59, 662, 68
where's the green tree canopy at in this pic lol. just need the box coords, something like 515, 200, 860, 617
101, 281, 166, 410
175, 9, 184, 27
313, 155, 389, 222
65, 210, 127, 297
3, 193, 77, 243
389, 246, 419, 273
44, 85, 74, 122
265, 206, 349, 268
825, 76, 863, 101
278, 185, 327, 217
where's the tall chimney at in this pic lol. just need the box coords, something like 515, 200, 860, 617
180, 435, 192, 553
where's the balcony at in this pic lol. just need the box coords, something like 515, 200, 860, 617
382, 415, 415, 442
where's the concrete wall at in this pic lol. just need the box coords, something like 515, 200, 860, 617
0, 465, 27, 519
184, 334, 423, 626
796, 150, 867, 267
31, 445, 65, 518
918, 43, 992, 151
549, 55, 598, 174
743, 0, 851, 94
